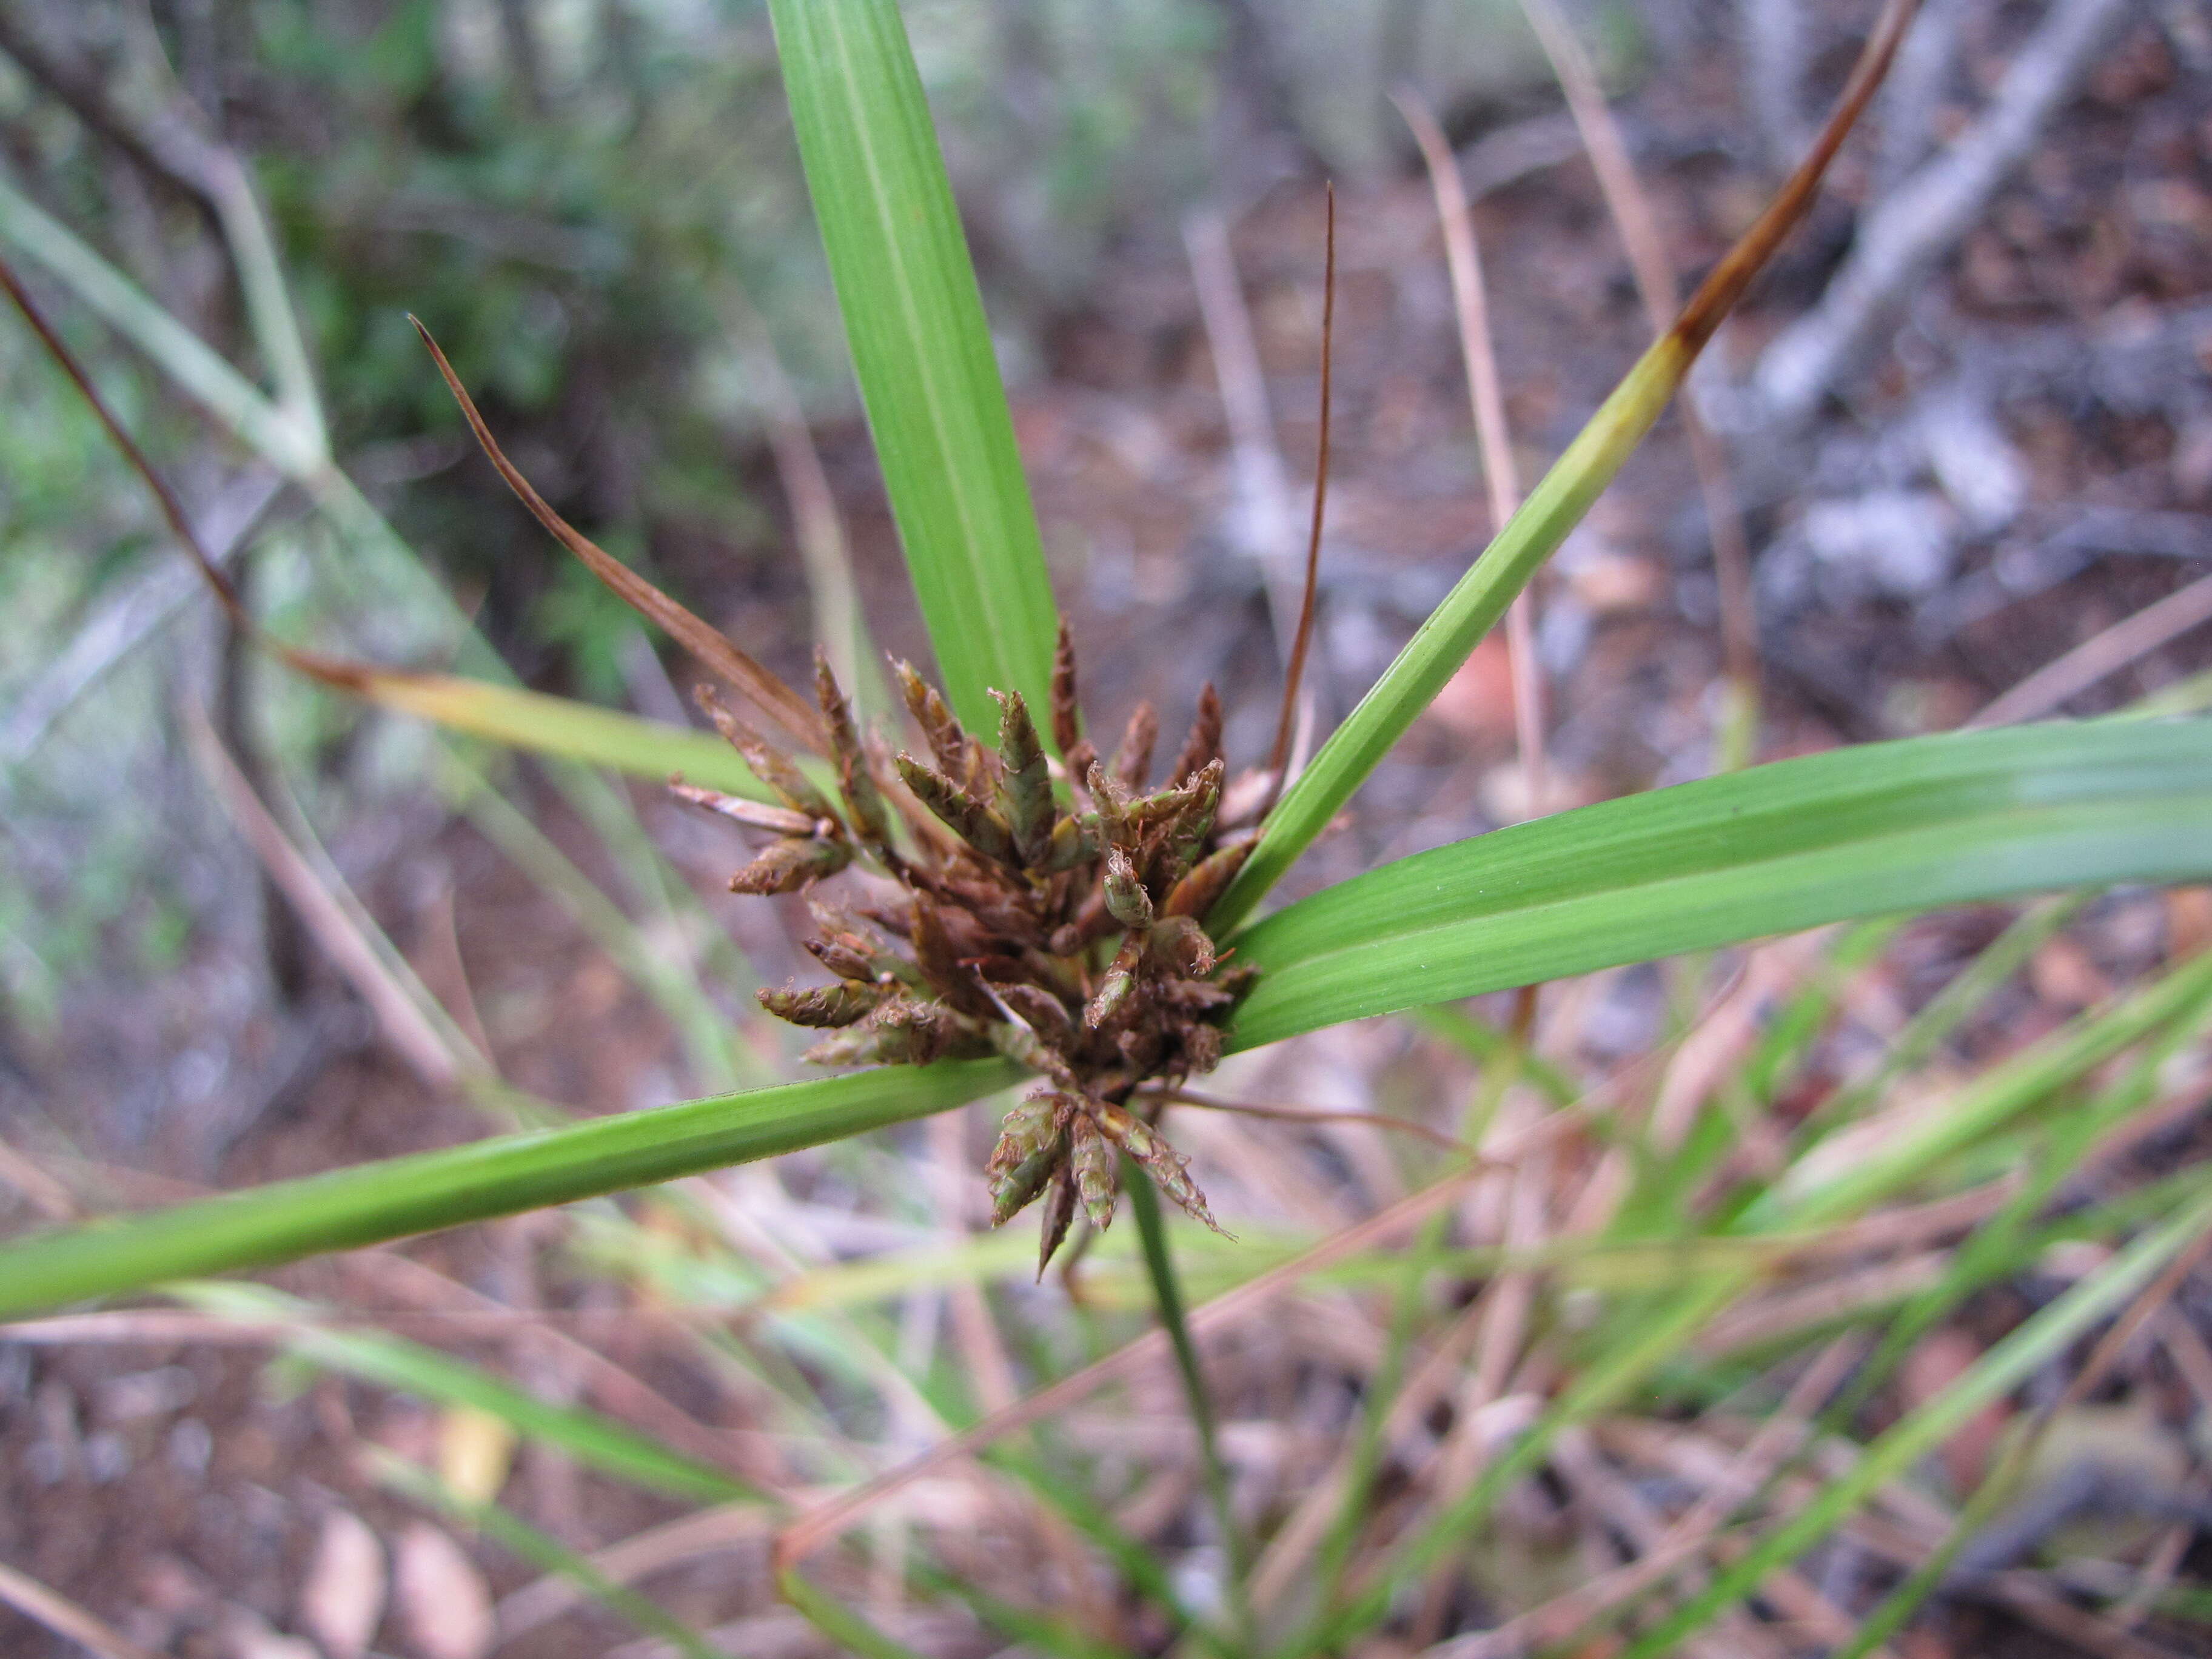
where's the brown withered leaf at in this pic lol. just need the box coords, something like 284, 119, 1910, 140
417, 320, 825, 753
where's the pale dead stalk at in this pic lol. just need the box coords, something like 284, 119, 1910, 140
0, 1558, 164, 1659
182, 703, 467, 1090
1395, 87, 1547, 813
1183, 207, 1310, 672
1517, 0, 1760, 701
1164, 1087, 1472, 1156
1968, 572, 2212, 729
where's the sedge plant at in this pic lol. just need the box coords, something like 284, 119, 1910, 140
6, 0, 2212, 1649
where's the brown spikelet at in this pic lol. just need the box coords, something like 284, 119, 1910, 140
696, 686, 836, 820
991, 982, 1078, 1047
730, 837, 850, 895
1169, 683, 1224, 787
1111, 702, 1158, 793
1036, 1164, 1079, 1277
668, 781, 822, 838
815, 650, 891, 850
757, 979, 880, 1027
1163, 838, 1254, 920
895, 659, 974, 782
1147, 916, 1215, 979
1050, 620, 1083, 756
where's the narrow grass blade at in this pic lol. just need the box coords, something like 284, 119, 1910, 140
1208, 0, 1922, 931
778, 1567, 931, 1659
1227, 721, 2212, 1051
917, 1562, 1131, 1659
0, 1059, 1020, 1321
766, 0, 1061, 731
1615, 1181, 2212, 1659
185, 1284, 757, 1505
1301, 943, 2212, 1654
1126, 1162, 1252, 1643
350, 671, 771, 799
0, 173, 323, 476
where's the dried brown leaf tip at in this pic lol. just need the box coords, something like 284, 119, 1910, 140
686, 630, 1263, 1269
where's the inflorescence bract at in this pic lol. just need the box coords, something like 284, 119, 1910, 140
678, 625, 1265, 1272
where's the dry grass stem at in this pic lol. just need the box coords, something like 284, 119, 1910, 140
1969, 571, 2212, 728
1395, 86, 1547, 813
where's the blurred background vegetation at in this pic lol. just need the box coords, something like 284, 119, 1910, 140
9, 4, 2212, 1655
0, 0, 1555, 1076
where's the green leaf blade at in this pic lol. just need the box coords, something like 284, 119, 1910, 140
0, 1058, 1021, 1322
1228, 721, 2212, 1051
769, 0, 1061, 732
1210, 335, 1687, 934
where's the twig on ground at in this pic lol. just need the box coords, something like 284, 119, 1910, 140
1737, 0, 1812, 167
1753, 0, 2138, 424
1873, 0, 1969, 195
0, 1559, 163, 1659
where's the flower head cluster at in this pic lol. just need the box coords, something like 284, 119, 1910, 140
677, 623, 1262, 1271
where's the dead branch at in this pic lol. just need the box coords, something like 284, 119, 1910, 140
1752, 0, 2138, 426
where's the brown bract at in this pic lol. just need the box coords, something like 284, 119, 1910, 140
684, 623, 1264, 1271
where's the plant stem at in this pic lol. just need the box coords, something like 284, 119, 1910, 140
1125, 1159, 1255, 1647
0, 1059, 1020, 1320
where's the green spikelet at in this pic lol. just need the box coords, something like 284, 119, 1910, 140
1095, 1102, 1227, 1236
1152, 759, 1224, 893
1044, 812, 1100, 873
993, 689, 1054, 867
1085, 936, 1144, 1030
987, 1094, 1067, 1225
1102, 846, 1154, 930
757, 979, 880, 1027
1087, 764, 1138, 852
895, 754, 1019, 868
1070, 1110, 1117, 1231
987, 1015, 1081, 1093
